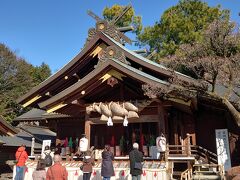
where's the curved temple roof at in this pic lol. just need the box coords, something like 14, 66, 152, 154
38, 58, 171, 110
17, 31, 198, 109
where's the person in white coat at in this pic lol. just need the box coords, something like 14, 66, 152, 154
156, 133, 166, 161
79, 134, 88, 157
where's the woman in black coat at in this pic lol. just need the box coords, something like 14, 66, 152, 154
101, 145, 114, 180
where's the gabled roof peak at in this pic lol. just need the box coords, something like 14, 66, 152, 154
86, 5, 133, 46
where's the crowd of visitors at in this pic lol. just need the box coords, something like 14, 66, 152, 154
14, 141, 144, 180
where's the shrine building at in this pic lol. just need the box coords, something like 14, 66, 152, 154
16, 7, 240, 175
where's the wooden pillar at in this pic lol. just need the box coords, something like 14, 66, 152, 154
84, 114, 91, 149
157, 103, 166, 135
173, 117, 179, 145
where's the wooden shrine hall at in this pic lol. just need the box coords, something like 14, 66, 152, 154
16, 6, 240, 177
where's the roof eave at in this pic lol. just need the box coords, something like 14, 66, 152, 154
17, 33, 103, 105
38, 59, 169, 110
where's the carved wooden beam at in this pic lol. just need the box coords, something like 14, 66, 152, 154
87, 10, 102, 21
117, 26, 134, 33
133, 49, 147, 54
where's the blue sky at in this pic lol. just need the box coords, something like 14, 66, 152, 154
0, 0, 239, 73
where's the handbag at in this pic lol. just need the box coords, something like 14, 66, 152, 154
14, 151, 23, 164
134, 162, 143, 170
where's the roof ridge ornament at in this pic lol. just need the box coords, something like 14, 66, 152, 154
96, 46, 130, 68
86, 5, 133, 46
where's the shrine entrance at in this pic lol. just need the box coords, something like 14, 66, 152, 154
90, 122, 158, 155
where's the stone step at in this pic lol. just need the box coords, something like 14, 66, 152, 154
192, 174, 222, 180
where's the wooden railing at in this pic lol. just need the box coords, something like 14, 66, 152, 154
167, 144, 222, 180
166, 145, 218, 164
192, 164, 225, 179
180, 164, 225, 180
180, 168, 192, 180
195, 146, 218, 164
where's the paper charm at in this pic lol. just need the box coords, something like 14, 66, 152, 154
123, 116, 128, 126
107, 117, 113, 126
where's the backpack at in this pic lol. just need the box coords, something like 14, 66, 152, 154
44, 153, 53, 167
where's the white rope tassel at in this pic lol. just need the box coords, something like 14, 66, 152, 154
123, 116, 128, 126
107, 117, 113, 126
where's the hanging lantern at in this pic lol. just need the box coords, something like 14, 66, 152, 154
123, 116, 128, 126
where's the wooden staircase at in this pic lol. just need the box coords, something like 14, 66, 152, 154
166, 145, 224, 179
181, 164, 225, 180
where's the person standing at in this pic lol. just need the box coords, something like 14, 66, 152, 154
81, 151, 95, 180
101, 145, 114, 180
46, 154, 68, 180
129, 143, 143, 180
41, 145, 54, 167
79, 134, 88, 157
32, 159, 46, 180
15, 144, 28, 180
156, 133, 166, 161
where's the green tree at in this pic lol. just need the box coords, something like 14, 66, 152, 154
138, 0, 228, 59
31, 62, 51, 85
0, 43, 51, 122
103, 4, 142, 35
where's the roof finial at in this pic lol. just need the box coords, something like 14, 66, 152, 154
86, 5, 133, 45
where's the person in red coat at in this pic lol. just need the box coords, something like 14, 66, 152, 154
46, 154, 68, 180
15, 144, 28, 180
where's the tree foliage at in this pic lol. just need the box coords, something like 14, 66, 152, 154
174, 18, 240, 125
0, 43, 51, 122
103, 4, 142, 35
138, 0, 228, 59
170, 19, 240, 94
147, 18, 240, 124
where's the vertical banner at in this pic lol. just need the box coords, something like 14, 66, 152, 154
215, 129, 231, 171
41, 140, 51, 155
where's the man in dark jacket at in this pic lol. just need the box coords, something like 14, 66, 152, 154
129, 143, 143, 180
